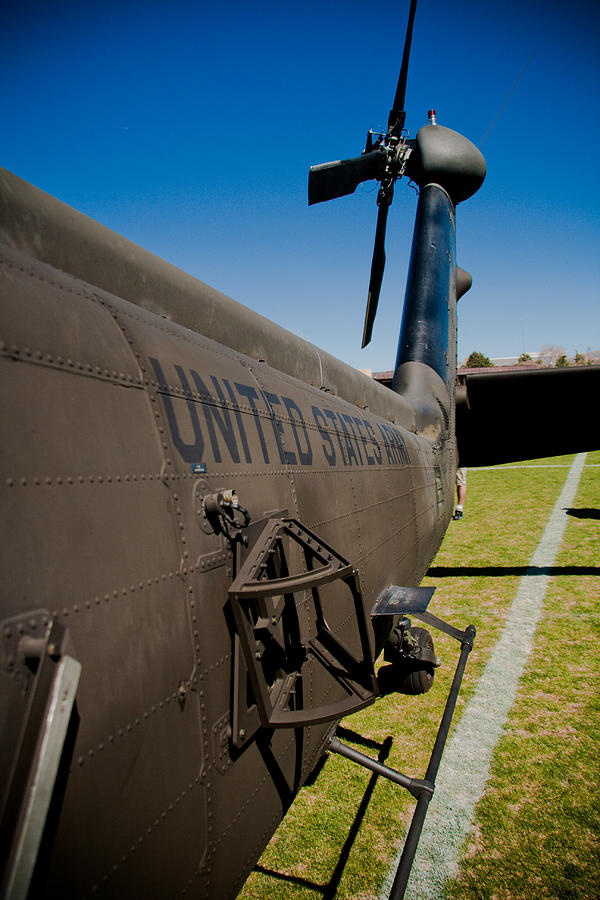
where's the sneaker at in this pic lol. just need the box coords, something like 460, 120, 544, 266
453, 509, 463, 520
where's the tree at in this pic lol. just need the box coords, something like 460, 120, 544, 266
575, 350, 585, 364
556, 354, 569, 367
518, 352, 532, 363
539, 344, 566, 367
465, 351, 493, 368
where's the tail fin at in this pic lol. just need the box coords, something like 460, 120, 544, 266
392, 123, 485, 433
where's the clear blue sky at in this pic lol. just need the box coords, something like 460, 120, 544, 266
3, 0, 599, 370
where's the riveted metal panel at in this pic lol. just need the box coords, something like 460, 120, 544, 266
0, 245, 141, 385
0, 236, 456, 899
43, 696, 208, 897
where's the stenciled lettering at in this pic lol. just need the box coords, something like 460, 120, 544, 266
263, 391, 294, 465
353, 417, 374, 465
342, 414, 364, 465
323, 409, 347, 465
377, 423, 410, 466
234, 382, 270, 463
312, 406, 336, 466
223, 378, 252, 463
337, 414, 359, 466
150, 356, 409, 472
363, 419, 383, 465
189, 371, 240, 464
150, 357, 205, 463
283, 396, 313, 465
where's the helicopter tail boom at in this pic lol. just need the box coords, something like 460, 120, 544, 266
389, 123, 485, 438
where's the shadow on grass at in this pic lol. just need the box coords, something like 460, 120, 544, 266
566, 507, 600, 519
254, 731, 393, 899
427, 564, 600, 577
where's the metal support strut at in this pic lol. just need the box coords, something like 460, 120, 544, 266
328, 612, 475, 900
1, 620, 81, 900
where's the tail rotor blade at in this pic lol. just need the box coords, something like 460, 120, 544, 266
308, 150, 383, 205
309, 0, 420, 347
362, 202, 390, 348
388, 0, 418, 134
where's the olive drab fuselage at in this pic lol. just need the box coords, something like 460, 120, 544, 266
0, 237, 453, 897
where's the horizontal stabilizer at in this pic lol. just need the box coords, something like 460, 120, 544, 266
308, 150, 384, 205
456, 365, 600, 466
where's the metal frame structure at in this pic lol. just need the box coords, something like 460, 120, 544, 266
229, 518, 378, 733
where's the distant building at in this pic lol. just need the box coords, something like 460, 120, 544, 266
489, 354, 543, 366
369, 352, 599, 389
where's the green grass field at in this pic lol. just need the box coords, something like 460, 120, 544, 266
239, 453, 600, 900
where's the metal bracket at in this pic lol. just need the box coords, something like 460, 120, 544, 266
0, 620, 81, 900
228, 518, 377, 734
371, 584, 435, 617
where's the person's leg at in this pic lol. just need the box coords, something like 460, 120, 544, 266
454, 468, 467, 519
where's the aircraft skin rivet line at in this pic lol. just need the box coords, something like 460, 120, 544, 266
380, 452, 588, 900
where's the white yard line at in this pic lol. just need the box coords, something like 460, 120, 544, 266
381, 452, 588, 900
473, 463, 598, 470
